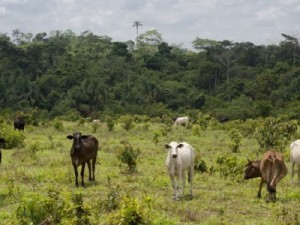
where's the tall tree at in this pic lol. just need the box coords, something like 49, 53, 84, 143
132, 21, 142, 38
281, 33, 299, 70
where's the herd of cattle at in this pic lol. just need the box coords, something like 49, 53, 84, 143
1, 116, 300, 203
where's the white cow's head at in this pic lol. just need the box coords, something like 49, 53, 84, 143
165, 141, 184, 158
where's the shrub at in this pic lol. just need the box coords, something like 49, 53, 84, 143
192, 124, 202, 136
216, 155, 243, 180
116, 141, 139, 172
0, 123, 25, 149
228, 128, 242, 153
63, 191, 92, 225
16, 189, 65, 225
92, 123, 99, 133
152, 132, 160, 145
257, 117, 298, 152
121, 115, 134, 131
106, 117, 115, 131
52, 120, 64, 131
108, 196, 153, 225
194, 153, 207, 173
101, 176, 120, 212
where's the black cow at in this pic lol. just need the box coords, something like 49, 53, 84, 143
0, 138, 5, 164
14, 117, 25, 131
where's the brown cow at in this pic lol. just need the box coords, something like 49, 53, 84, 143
67, 132, 99, 186
244, 150, 287, 202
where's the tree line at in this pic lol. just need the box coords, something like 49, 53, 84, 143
1, 29, 300, 121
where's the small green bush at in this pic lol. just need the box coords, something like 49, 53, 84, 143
228, 128, 242, 153
16, 189, 65, 225
101, 176, 120, 212
52, 120, 64, 131
0, 123, 25, 149
108, 196, 153, 225
91, 123, 99, 133
257, 117, 298, 152
194, 154, 207, 173
63, 191, 92, 225
106, 117, 115, 131
121, 115, 134, 131
216, 155, 243, 180
116, 141, 139, 172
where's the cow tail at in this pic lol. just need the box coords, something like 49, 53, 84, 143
268, 152, 277, 192
188, 171, 191, 183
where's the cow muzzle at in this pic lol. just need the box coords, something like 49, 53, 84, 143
172, 154, 177, 158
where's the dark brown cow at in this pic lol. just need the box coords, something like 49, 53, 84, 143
244, 150, 287, 202
67, 132, 98, 186
14, 117, 25, 131
0, 138, 5, 164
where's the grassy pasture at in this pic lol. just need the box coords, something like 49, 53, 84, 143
0, 119, 300, 224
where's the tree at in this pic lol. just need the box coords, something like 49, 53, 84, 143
132, 21, 142, 38
192, 38, 218, 51
281, 33, 299, 70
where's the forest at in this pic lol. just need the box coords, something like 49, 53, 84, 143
1, 29, 300, 121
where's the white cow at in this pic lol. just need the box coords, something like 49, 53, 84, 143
92, 119, 101, 124
290, 140, 300, 185
165, 141, 195, 200
173, 116, 189, 127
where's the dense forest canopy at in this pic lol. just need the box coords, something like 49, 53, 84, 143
1, 29, 300, 121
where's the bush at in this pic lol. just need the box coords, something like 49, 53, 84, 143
63, 192, 92, 225
100, 176, 120, 212
108, 196, 153, 225
16, 189, 65, 225
194, 153, 207, 173
106, 117, 115, 131
116, 141, 139, 172
228, 128, 242, 153
0, 123, 25, 149
216, 155, 243, 180
257, 117, 298, 152
52, 120, 64, 131
120, 115, 134, 131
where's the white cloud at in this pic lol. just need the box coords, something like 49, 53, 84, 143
0, 6, 6, 15
256, 6, 284, 21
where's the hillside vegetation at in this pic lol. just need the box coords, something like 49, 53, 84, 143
1, 30, 300, 120
0, 116, 300, 224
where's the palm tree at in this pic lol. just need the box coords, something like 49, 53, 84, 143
132, 21, 142, 38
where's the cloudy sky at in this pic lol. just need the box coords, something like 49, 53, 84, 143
0, 0, 299, 49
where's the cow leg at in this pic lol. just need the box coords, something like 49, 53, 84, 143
169, 174, 177, 199
73, 164, 79, 186
257, 178, 264, 198
297, 164, 300, 185
92, 158, 96, 181
80, 163, 85, 186
181, 170, 185, 197
87, 161, 92, 181
188, 167, 193, 197
291, 161, 295, 184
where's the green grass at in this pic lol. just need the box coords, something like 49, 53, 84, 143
0, 120, 300, 224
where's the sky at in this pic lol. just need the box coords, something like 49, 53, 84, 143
0, 0, 300, 49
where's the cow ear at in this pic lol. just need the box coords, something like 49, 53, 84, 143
165, 144, 171, 149
82, 135, 89, 139
177, 143, 184, 148
66, 135, 74, 140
